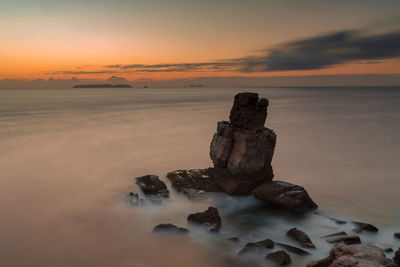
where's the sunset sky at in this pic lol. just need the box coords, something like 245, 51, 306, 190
1, 0, 400, 87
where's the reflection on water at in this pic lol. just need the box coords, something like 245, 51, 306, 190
0, 87, 399, 266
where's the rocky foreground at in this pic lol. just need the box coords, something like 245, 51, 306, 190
127, 92, 399, 266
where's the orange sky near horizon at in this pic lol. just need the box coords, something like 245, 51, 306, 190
1, 0, 400, 82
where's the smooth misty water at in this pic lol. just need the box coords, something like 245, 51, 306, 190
0, 87, 399, 267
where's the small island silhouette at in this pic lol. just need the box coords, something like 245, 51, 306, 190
73, 84, 132, 88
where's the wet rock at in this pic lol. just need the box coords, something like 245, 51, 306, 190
187, 207, 221, 231
265, 250, 292, 265
287, 227, 315, 248
322, 231, 347, 238
394, 248, 400, 265
275, 242, 310, 256
394, 232, 400, 239
238, 238, 274, 255
125, 192, 144, 205
166, 169, 223, 196
153, 223, 189, 234
135, 175, 169, 197
383, 248, 394, 253
210, 93, 276, 195
326, 235, 361, 245
307, 244, 395, 267
352, 221, 379, 233
252, 181, 318, 211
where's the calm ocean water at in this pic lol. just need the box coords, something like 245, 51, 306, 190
0, 87, 399, 266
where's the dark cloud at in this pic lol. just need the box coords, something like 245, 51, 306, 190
255, 29, 400, 71
102, 29, 400, 73
47, 28, 400, 76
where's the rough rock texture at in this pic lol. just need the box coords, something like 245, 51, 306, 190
287, 227, 316, 248
238, 238, 274, 255
187, 207, 221, 231
265, 250, 292, 265
326, 235, 361, 245
166, 168, 223, 194
306, 244, 396, 267
352, 221, 379, 233
135, 175, 169, 197
210, 93, 276, 194
252, 181, 318, 211
153, 223, 189, 234
394, 248, 400, 265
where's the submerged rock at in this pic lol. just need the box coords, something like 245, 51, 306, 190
265, 250, 292, 266
238, 238, 274, 255
153, 223, 189, 234
275, 242, 310, 256
352, 221, 379, 233
252, 181, 318, 211
326, 235, 361, 245
394, 232, 400, 239
210, 93, 276, 195
166, 168, 223, 195
286, 227, 316, 248
306, 244, 395, 267
125, 192, 144, 205
135, 175, 169, 197
187, 207, 221, 231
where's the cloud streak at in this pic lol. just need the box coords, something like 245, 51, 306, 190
51, 27, 400, 75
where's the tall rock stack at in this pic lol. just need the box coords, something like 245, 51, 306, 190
210, 92, 277, 195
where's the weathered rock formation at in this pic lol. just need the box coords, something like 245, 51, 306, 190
252, 181, 318, 211
135, 175, 169, 197
187, 207, 221, 232
287, 227, 316, 248
306, 244, 396, 267
210, 92, 276, 194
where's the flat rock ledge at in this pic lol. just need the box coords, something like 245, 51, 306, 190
306, 244, 398, 267
252, 181, 318, 211
166, 168, 223, 199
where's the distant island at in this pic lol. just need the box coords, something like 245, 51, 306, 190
73, 84, 132, 88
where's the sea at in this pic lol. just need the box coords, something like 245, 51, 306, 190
0, 87, 399, 266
